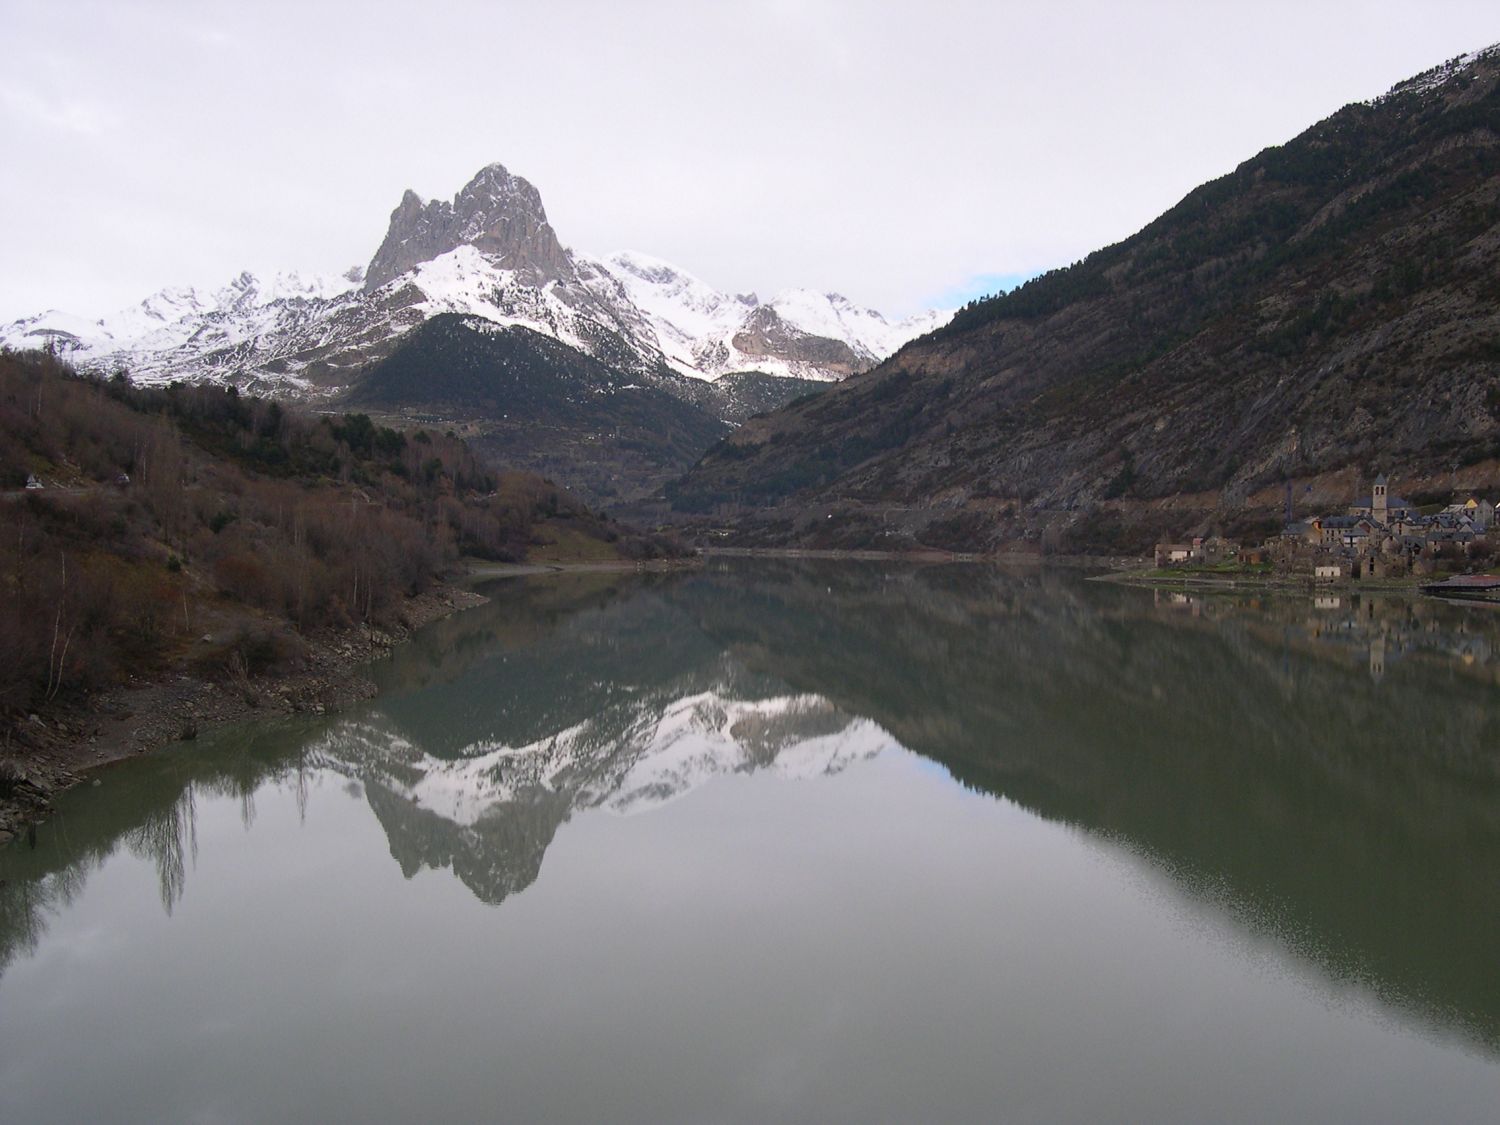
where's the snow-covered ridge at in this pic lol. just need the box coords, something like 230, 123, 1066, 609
1, 269, 365, 391
600, 249, 945, 381
1, 162, 950, 394
1378, 43, 1500, 101
5, 268, 358, 355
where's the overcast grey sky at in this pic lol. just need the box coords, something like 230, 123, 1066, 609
2, 0, 1497, 322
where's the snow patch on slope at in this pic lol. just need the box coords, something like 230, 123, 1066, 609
401, 246, 645, 366
594, 250, 751, 376
768, 288, 947, 361
1378, 43, 1500, 101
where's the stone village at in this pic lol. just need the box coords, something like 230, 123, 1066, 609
1155, 474, 1498, 580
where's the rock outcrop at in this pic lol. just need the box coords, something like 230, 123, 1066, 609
731, 306, 866, 378
364, 163, 571, 290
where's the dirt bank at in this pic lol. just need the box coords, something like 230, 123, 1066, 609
0, 584, 488, 846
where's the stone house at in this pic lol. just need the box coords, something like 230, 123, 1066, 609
1154, 536, 1241, 568
1441, 497, 1493, 531
1155, 543, 1194, 567
1197, 536, 1238, 563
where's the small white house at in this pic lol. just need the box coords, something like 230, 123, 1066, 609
1154, 542, 1195, 566
1314, 563, 1348, 581
24, 474, 42, 490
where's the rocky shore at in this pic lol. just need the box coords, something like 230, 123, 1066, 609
0, 583, 488, 846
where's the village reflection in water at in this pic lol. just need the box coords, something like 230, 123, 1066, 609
1151, 584, 1500, 683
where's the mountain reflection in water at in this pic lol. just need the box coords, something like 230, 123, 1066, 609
2, 560, 1499, 1060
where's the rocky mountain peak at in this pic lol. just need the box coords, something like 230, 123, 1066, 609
364, 162, 571, 291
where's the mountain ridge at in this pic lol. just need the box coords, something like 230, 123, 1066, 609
2, 164, 946, 396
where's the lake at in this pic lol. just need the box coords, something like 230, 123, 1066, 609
2, 560, 1499, 1123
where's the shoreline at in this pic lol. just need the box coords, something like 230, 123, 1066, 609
0, 582, 489, 847
699, 546, 1140, 569
1, 553, 702, 845
462, 556, 704, 580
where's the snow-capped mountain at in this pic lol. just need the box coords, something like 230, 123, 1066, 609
1, 162, 947, 396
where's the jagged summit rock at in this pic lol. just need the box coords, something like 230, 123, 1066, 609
364, 162, 570, 290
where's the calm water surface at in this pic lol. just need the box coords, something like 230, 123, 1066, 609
2, 561, 1499, 1123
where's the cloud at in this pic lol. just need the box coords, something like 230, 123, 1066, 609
191, 26, 233, 49
4, 0, 1500, 323
0, 84, 119, 137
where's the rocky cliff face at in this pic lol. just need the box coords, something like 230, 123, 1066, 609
364, 163, 571, 290
731, 305, 867, 378
668, 45, 1500, 553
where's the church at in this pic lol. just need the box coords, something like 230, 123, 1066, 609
1347, 474, 1414, 525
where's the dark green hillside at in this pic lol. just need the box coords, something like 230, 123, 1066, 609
0, 348, 675, 723
347, 314, 731, 504
670, 47, 1500, 553
704, 370, 829, 423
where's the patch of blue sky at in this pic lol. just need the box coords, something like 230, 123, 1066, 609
929, 270, 1045, 309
